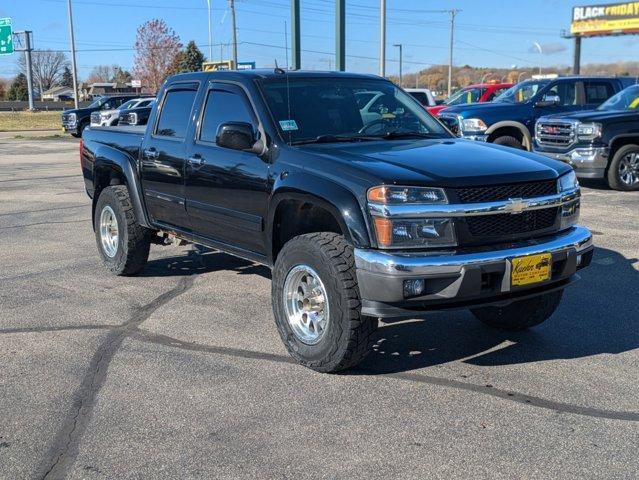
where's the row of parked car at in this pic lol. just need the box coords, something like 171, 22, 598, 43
406, 77, 639, 191
61, 94, 156, 138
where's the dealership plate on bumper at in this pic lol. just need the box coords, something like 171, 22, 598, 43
511, 253, 552, 287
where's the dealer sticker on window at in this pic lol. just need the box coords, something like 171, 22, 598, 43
279, 119, 299, 131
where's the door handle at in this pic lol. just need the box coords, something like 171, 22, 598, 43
188, 156, 206, 166
143, 148, 159, 159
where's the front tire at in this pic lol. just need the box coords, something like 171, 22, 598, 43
94, 185, 151, 276
272, 232, 377, 373
471, 290, 563, 331
607, 144, 639, 191
492, 135, 524, 150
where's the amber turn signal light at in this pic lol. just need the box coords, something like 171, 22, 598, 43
373, 217, 393, 247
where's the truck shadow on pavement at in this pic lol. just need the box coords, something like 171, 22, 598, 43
356, 246, 639, 375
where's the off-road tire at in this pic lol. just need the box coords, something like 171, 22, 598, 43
607, 144, 639, 191
471, 290, 563, 331
272, 232, 378, 373
492, 135, 524, 150
94, 185, 150, 276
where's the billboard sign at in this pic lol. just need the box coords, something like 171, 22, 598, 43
571, 2, 639, 36
0, 18, 13, 55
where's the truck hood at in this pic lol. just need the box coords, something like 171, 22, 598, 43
439, 101, 524, 117
296, 138, 570, 188
541, 109, 636, 122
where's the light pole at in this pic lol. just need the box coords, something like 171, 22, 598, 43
393, 43, 402, 87
533, 42, 543, 75
379, 0, 386, 77
447, 9, 460, 97
67, 0, 79, 109
206, 0, 212, 60
518, 71, 527, 83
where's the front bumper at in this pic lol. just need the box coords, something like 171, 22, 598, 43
354, 226, 593, 318
534, 146, 609, 179
62, 123, 78, 134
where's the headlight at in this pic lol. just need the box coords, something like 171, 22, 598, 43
576, 122, 602, 141
372, 217, 457, 248
461, 118, 487, 133
367, 186, 448, 204
557, 170, 578, 192
367, 186, 456, 248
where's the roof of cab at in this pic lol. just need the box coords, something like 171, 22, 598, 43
166, 69, 384, 83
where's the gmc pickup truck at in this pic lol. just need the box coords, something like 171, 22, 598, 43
439, 76, 634, 150
80, 70, 593, 372
534, 84, 639, 191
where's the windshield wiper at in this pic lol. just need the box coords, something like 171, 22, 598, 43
375, 131, 441, 140
291, 134, 376, 145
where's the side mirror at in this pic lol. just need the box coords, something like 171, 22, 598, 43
216, 122, 263, 154
535, 94, 560, 107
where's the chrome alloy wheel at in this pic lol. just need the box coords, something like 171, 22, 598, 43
283, 265, 330, 345
99, 205, 119, 258
619, 151, 639, 186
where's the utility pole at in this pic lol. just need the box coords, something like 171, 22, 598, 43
573, 36, 581, 75
336, 0, 345, 71
393, 43, 402, 87
206, 0, 213, 61
15, 31, 35, 110
229, 0, 238, 69
67, 0, 79, 108
447, 9, 460, 98
291, 0, 301, 69
379, 0, 386, 77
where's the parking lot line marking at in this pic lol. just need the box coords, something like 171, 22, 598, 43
132, 328, 639, 423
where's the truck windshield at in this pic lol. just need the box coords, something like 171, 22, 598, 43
597, 85, 639, 111
445, 87, 483, 105
494, 80, 549, 104
88, 97, 106, 109
259, 77, 451, 144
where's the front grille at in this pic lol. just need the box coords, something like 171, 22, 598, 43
438, 114, 460, 135
90, 112, 100, 124
455, 180, 557, 203
466, 207, 559, 237
536, 121, 575, 147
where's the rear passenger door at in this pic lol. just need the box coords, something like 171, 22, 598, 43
140, 81, 199, 229
184, 82, 270, 255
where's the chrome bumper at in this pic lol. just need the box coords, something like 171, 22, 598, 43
354, 226, 593, 318
534, 147, 609, 179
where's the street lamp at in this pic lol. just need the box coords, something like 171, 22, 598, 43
532, 42, 543, 75
393, 43, 403, 87
206, 0, 213, 60
518, 71, 527, 83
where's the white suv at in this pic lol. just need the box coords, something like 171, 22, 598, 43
90, 98, 154, 127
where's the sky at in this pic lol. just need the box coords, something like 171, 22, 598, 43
1, 0, 638, 80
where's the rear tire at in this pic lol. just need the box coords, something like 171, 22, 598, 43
271, 232, 378, 373
492, 135, 524, 150
471, 290, 563, 331
607, 144, 639, 191
94, 185, 151, 276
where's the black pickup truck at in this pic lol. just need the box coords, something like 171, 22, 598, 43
80, 70, 592, 372
534, 84, 639, 191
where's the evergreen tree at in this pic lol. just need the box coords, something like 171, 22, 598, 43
61, 66, 73, 87
179, 41, 205, 73
7, 73, 28, 101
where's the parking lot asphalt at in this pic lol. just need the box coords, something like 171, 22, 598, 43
0, 138, 638, 480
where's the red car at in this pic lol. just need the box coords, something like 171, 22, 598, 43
428, 82, 513, 116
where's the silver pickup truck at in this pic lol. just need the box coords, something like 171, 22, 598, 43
90, 98, 154, 127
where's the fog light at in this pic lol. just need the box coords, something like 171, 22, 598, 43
403, 279, 425, 298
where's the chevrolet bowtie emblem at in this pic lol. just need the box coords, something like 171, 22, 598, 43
506, 198, 527, 214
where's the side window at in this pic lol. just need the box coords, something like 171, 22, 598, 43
547, 82, 577, 106
155, 88, 198, 138
487, 88, 507, 101
199, 88, 255, 142
585, 82, 615, 105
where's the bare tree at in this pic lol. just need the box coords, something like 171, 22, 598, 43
133, 19, 182, 93
18, 50, 69, 93
86, 65, 114, 84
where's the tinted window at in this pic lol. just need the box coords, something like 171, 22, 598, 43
155, 89, 198, 138
585, 82, 615, 104
200, 89, 255, 142
486, 88, 508, 101
409, 91, 428, 105
546, 82, 577, 106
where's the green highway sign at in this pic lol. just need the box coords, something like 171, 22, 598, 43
0, 18, 13, 55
